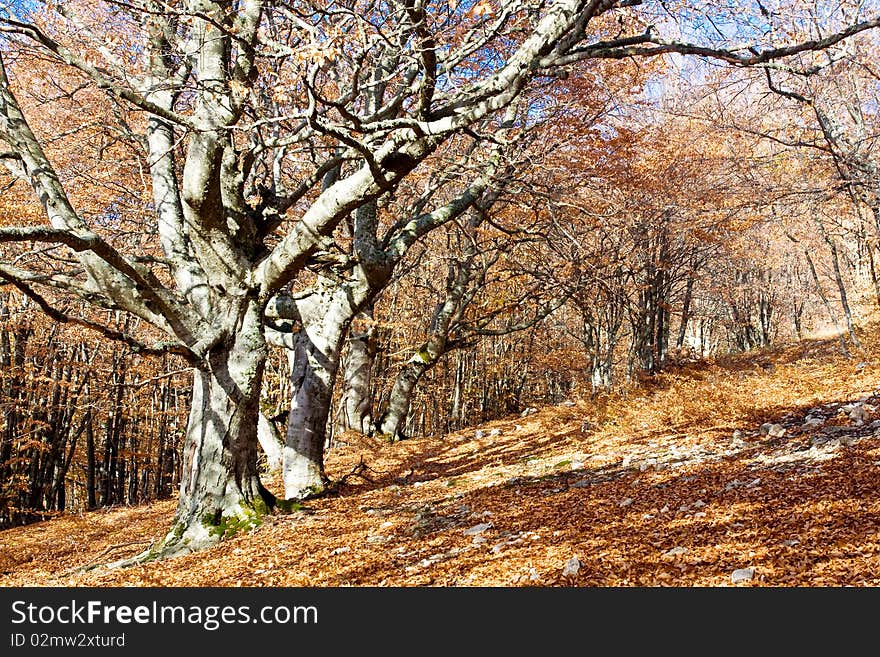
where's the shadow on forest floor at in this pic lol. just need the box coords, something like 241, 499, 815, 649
3, 327, 880, 586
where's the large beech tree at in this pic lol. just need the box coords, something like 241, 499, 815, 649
0, 1, 877, 558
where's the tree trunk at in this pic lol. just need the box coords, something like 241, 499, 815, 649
339, 313, 375, 436
676, 270, 695, 349
792, 300, 804, 340
282, 320, 345, 499
0, 294, 22, 504
151, 302, 273, 558
379, 356, 432, 440
379, 228, 484, 436
870, 206, 880, 309
758, 290, 773, 347
102, 352, 125, 507
590, 352, 612, 396
867, 241, 880, 310
85, 413, 97, 509
257, 411, 284, 473
154, 380, 170, 499
804, 247, 850, 357
827, 238, 862, 348
276, 270, 376, 499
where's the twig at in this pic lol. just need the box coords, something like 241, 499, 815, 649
65, 540, 153, 575
333, 456, 381, 488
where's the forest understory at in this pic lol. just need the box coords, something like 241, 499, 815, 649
2, 322, 879, 588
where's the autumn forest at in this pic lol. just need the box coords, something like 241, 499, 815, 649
1, 0, 880, 589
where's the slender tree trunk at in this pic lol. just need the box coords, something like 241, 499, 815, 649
827, 238, 862, 348
154, 379, 170, 498
867, 242, 880, 310
676, 271, 695, 349
102, 352, 125, 506
54, 408, 88, 513
792, 300, 804, 340
657, 298, 669, 368
85, 407, 97, 510
379, 351, 436, 440
590, 336, 614, 392
451, 353, 464, 428
378, 234, 480, 437
758, 291, 773, 347
0, 295, 15, 488
804, 248, 850, 357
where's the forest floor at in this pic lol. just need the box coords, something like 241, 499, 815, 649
3, 328, 880, 587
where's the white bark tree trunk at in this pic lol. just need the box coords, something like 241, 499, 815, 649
257, 412, 284, 473
339, 322, 375, 435
378, 356, 432, 440
281, 279, 362, 499
154, 300, 272, 557
282, 333, 335, 499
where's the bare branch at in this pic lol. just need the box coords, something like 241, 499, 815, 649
551, 18, 880, 68
0, 267, 191, 357
0, 18, 199, 130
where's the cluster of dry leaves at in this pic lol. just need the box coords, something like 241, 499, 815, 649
2, 329, 880, 587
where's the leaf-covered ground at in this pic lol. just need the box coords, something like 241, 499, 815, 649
3, 331, 880, 587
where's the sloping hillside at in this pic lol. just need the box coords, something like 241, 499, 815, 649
3, 330, 880, 587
